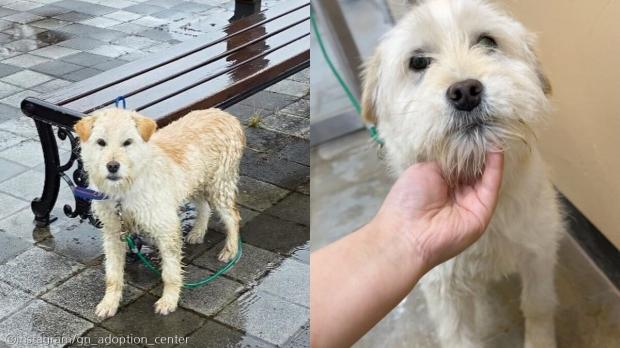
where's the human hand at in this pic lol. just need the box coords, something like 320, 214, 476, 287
372, 152, 504, 272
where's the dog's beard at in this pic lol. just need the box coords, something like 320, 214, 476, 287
418, 114, 531, 187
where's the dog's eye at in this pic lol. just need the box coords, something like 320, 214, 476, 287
123, 139, 133, 147
96, 139, 106, 147
477, 35, 497, 48
409, 56, 431, 71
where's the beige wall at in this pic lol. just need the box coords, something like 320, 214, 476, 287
502, 0, 620, 248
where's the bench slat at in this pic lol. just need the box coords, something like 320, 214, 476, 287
43, 0, 309, 106
61, 9, 309, 113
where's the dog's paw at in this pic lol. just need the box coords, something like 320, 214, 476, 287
218, 246, 237, 262
185, 231, 204, 245
95, 298, 119, 319
154, 297, 178, 315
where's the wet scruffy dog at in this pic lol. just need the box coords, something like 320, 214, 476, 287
362, 0, 563, 347
74, 108, 245, 318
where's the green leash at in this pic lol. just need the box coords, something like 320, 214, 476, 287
125, 235, 243, 289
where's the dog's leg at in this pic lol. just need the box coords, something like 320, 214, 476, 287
186, 199, 211, 244
209, 179, 241, 262
153, 213, 184, 315
519, 252, 557, 348
422, 278, 483, 348
96, 224, 126, 319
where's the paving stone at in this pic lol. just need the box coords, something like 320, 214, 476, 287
0, 192, 28, 221
103, 0, 138, 9
0, 299, 93, 347
288, 69, 309, 83
1, 53, 50, 68
109, 22, 149, 34
0, 130, 27, 151
0, 81, 22, 98
283, 321, 309, 348
137, 27, 175, 41
238, 90, 298, 113
0, 89, 41, 108
0, 7, 18, 18
0, 115, 38, 138
264, 193, 309, 226
279, 97, 309, 118
261, 113, 309, 138
30, 78, 72, 93
1, 69, 52, 88
0, 138, 45, 167
193, 242, 282, 285
295, 178, 309, 195
4, 1, 43, 12
1, 38, 42, 54
69, 327, 143, 348
0, 280, 33, 321
290, 242, 309, 264
104, 10, 142, 22
30, 18, 70, 30
63, 67, 101, 81
58, 37, 106, 51
237, 175, 289, 211
0, 247, 84, 295
0, 231, 31, 264
3, 12, 44, 24
0, 207, 62, 243
91, 58, 126, 71
61, 51, 110, 67
112, 34, 158, 49
53, 10, 94, 23
278, 139, 310, 166
0, 169, 47, 201
54, 0, 116, 16
144, 0, 185, 9
30, 44, 79, 59
124, 4, 165, 15
0, 63, 21, 78
172, 1, 213, 13
88, 44, 136, 58
29, 5, 72, 18
245, 127, 301, 155
0, 102, 20, 123
216, 290, 309, 346
151, 264, 244, 316
80, 16, 122, 28
0, 157, 27, 182
186, 320, 274, 348
241, 214, 308, 256
38, 221, 103, 264
241, 149, 309, 191
256, 258, 308, 307
43, 267, 143, 323
130, 15, 167, 28
101, 294, 205, 348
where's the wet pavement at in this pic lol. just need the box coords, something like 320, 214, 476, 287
0, 1, 309, 347
311, 130, 620, 348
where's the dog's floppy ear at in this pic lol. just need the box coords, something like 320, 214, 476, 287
133, 115, 157, 142
361, 52, 381, 124
74, 116, 96, 141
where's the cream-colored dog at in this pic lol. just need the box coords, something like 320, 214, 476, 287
362, 0, 563, 347
74, 108, 245, 318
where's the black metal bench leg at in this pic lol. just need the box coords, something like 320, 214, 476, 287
232, 0, 262, 20
32, 120, 60, 226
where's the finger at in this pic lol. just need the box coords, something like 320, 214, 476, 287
475, 151, 504, 209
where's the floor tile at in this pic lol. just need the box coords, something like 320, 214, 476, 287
37, 221, 103, 264
0, 89, 41, 108
29, 4, 72, 18
0, 207, 61, 243
255, 258, 308, 307
186, 320, 274, 348
278, 139, 310, 166
241, 149, 309, 191
0, 247, 84, 295
0, 115, 39, 138
193, 242, 283, 285
262, 113, 309, 139
88, 44, 136, 58
80, 16, 121, 28
112, 34, 157, 49
0, 231, 31, 264
237, 175, 289, 211
101, 294, 205, 348
0, 281, 33, 321
216, 290, 309, 346
69, 327, 143, 348
43, 267, 143, 323
264, 193, 309, 226
4, 1, 43, 12
30, 44, 79, 59
0, 81, 22, 99
54, 0, 116, 16
0, 63, 21, 78
124, 4, 164, 15
53, 10, 94, 23
0, 157, 27, 182
57, 37, 105, 50
30, 78, 72, 93
151, 264, 244, 317
3, 12, 43, 24
109, 22, 148, 34
30, 18, 70, 30
1, 69, 52, 88
61, 51, 110, 67
129, 15, 166, 28
0, 169, 46, 201
266, 79, 308, 98
238, 90, 298, 113
241, 214, 308, 256
63, 67, 101, 81
1, 53, 50, 68
0, 299, 93, 347
283, 321, 309, 348
0, 192, 28, 222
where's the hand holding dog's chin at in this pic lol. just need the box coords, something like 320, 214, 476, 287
372, 151, 504, 273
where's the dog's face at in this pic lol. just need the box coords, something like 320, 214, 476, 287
362, 0, 551, 185
74, 109, 157, 192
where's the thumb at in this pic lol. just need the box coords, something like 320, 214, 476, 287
475, 151, 504, 211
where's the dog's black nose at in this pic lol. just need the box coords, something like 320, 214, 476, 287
106, 161, 120, 173
446, 79, 484, 111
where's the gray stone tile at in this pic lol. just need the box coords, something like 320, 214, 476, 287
237, 175, 289, 211
0, 116, 38, 138
0, 157, 27, 182
0, 8, 18, 18
30, 44, 79, 59
288, 69, 309, 83
279, 97, 309, 118
112, 34, 158, 49
0, 169, 45, 201
1, 69, 52, 88
290, 242, 309, 265
103, 0, 138, 9
1, 38, 42, 54
216, 290, 309, 346
30, 18, 71, 30
88, 44, 136, 58
104, 10, 142, 22
0, 281, 33, 321
225, 103, 266, 124
124, 259, 162, 291
0, 247, 84, 295
0, 81, 22, 99
0, 130, 27, 151
69, 327, 142, 348
63, 67, 101, 81
241, 214, 308, 256
58, 37, 105, 50
3, 12, 44, 25
151, 264, 244, 317
279, 140, 310, 166
283, 321, 309, 348
172, 1, 213, 13
54, 0, 116, 16
61, 51, 110, 67
238, 90, 298, 113
264, 193, 309, 226
0, 63, 21, 78
30, 78, 72, 93
80, 16, 122, 28
137, 27, 175, 41
0, 138, 43, 167
30, 5, 72, 18
193, 242, 282, 286
53, 10, 94, 23
0, 192, 28, 220
124, 4, 164, 15
256, 258, 308, 307
0, 207, 58, 243
38, 221, 103, 264
241, 149, 309, 191
0, 231, 31, 264
101, 294, 205, 348
186, 321, 274, 348
1, 53, 50, 68
1, 88, 41, 107
261, 113, 309, 138
0, 103, 21, 123
4, 1, 43, 12
129, 15, 167, 28
91, 58, 126, 71
109, 22, 149, 34
43, 267, 143, 323
0, 299, 93, 347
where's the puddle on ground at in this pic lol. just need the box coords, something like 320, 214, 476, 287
34, 30, 73, 45
0, 24, 73, 57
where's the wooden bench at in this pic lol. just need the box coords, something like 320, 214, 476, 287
20, 0, 310, 227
